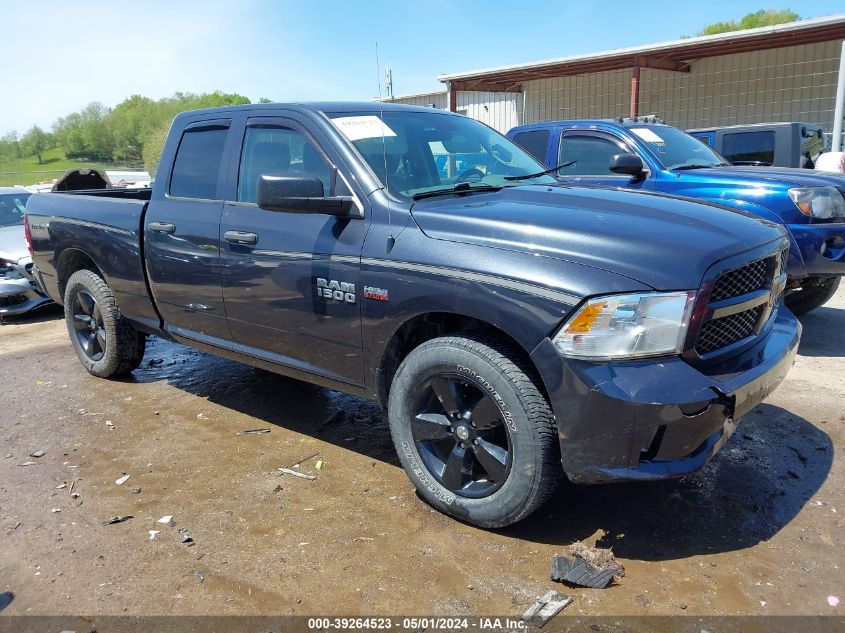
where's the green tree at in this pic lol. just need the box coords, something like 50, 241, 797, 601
697, 9, 800, 36
142, 122, 171, 177
0, 131, 22, 162
20, 126, 51, 164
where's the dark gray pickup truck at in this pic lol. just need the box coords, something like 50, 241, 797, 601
25, 103, 800, 527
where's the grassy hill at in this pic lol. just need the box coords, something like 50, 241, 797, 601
0, 148, 124, 187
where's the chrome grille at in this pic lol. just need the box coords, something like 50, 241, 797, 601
709, 257, 768, 302
695, 306, 763, 355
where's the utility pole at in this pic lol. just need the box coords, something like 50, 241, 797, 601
384, 67, 394, 101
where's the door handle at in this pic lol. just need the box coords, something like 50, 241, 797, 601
148, 222, 176, 234
224, 230, 259, 245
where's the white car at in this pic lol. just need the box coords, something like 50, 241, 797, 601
0, 187, 52, 317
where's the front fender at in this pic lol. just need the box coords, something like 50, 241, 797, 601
698, 197, 806, 279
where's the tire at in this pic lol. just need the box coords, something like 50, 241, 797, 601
387, 334, 560, 528
784, 277, 840, 316
63, 269, 146, 377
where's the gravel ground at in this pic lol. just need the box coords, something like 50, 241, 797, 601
0, 291, 843, 619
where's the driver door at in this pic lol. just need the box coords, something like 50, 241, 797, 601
557, 131, 653, 191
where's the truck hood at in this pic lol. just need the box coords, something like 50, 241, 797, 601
675, 165, 845, 190
410, 185, 786, 291
0, 225, 27, 264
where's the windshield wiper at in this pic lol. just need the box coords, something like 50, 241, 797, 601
672, 162, 728, 171
503, 160, 576, 181
411, 183, 502, 200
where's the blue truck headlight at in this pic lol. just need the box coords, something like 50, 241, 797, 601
788, 187, 845, 219
553, 291, 696, 360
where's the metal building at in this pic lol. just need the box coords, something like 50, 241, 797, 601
388, 14, 845, 148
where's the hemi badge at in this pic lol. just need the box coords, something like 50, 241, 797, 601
364, 286, 389, 301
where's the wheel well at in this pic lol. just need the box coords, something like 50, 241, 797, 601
56, 249, 103, 302
377, 312, 548, 407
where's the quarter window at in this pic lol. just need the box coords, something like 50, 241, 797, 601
512, 130, 550, 163
169, 126, 228, 199
238, 126, 333, 203
722, 131, 775, 166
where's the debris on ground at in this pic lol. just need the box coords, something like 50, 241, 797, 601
315, 459, 325, 470
235, 428, 271, 436
106, 420, 114, 429
100, 515, 133, 525
132, 487, 142, 494
278, 467, 317, 480
115, 474, 131, 486
69, 479, 78, 494
830, 596, 840, 607
194, 570, 204, 582
157, 515, 175, 527
50, 508, 61, 513
550, 542, 625, 589
30, 449, 46, 458
148, 530, 160, 540
318, 409, 345, 432
521, 590, 572, 628
18, 461, 38, 466
55, 483, 67, 490
178, 527, 195, 546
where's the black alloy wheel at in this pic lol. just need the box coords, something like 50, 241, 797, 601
71, 289, 107, 361
410, 373, 512, 498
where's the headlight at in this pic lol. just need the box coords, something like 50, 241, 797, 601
553, 291, 696, 360
788, 186, 845, 219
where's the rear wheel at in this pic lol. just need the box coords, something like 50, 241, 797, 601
785, 277, 840, 316
63, 269, 146, 377
388, 335, 560, 528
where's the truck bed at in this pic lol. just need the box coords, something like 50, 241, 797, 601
25, 190, 160, 331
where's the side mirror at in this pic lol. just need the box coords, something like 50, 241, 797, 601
610, 153, 645, 177
256, 174, 358, 217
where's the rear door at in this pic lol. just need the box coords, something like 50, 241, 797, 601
556, 130, 653, 191
144, 118, 234, 347
219, 113, 368, 386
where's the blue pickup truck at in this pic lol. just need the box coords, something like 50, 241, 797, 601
25, 103, 799, 527
508, 118, 845, 314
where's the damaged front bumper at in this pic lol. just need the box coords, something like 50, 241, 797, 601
530, 309, 801, 484
0, 258, 53, 317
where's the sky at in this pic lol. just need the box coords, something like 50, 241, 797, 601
2, 0, 844, 136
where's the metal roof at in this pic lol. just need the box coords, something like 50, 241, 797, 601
438, 13, 845, 91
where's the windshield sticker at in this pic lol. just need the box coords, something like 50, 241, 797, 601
630, 128, 665, 144
333, 116, 397, 141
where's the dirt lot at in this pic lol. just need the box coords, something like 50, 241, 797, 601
0, 290, 843, 620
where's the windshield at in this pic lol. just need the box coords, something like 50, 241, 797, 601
328, 110, 556, 200
629, 126, 728, 170
0, 192, 31, 228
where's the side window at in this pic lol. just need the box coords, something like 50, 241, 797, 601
722, 131, 775, 165
169, 126, 228, 199
512, 130, 550, 163
558, 135, 628, 176
238, 126, 333, 203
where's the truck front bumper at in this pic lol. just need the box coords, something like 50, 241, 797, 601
530, 309, 800, 484
786, 222, 845, 278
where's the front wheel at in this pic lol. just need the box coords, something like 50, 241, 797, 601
63, 269, 146, 377
785, 277, 840, 316
387, 335, 560, 528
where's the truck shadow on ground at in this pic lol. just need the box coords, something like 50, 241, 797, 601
504, 402, 833, 560
130, 337, 832, 563
796, 303, 845, 358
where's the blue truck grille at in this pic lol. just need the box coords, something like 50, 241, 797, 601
694, 249, 787, 356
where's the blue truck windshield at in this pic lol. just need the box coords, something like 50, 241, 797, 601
629, 126, 728, 171
329, 111, 555, 200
